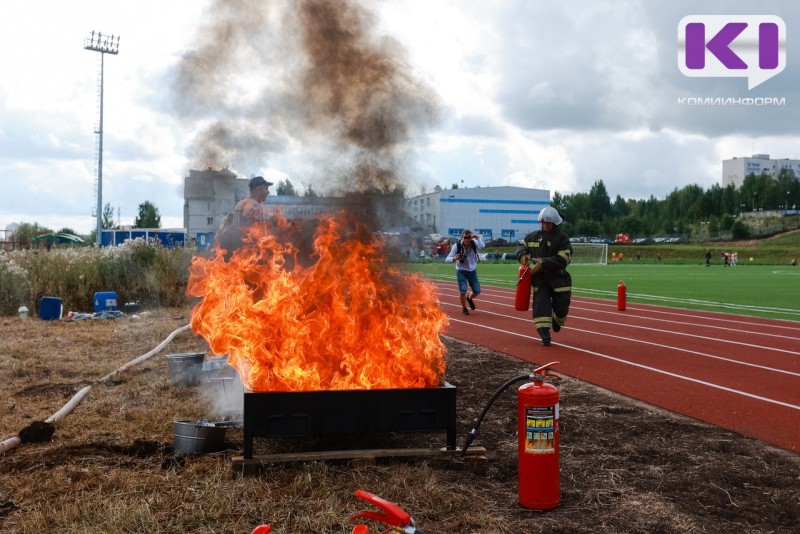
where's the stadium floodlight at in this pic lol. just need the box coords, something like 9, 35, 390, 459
84, 31, 120, 245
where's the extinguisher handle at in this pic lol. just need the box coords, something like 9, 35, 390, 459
533, 361, 560, 375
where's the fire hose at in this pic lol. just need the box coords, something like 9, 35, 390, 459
0, 323, 192, 455
458, 373, 533, 459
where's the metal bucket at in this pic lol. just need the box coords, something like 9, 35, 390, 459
173, 419, 228, 454
167, 352, 205, 386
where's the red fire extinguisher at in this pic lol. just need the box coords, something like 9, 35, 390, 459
617, 280, 627, 311
518, 361, 561, 510
514, 265, 532, 311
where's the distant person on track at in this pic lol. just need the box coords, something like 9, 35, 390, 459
515, 206, 573, 347
445, 230, 485, 315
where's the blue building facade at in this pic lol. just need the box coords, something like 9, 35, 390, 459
406, 186, 550, 241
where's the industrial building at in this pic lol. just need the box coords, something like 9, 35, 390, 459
184, 169, 550, 246
405, 186, 550, 242
722, 154, 800, 188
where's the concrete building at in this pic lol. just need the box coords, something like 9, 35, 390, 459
722, 154, 800, 188
183, 168, 384, 246
183, 168, 248, 243
405, 186, 550, 242
184, 169, 550, 247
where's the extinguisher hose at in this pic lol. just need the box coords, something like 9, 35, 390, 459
459, 373, 532, 459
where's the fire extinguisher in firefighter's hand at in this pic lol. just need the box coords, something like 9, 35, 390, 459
514, 264, 532, 311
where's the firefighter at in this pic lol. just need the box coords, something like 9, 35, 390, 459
515, 207, 573, 346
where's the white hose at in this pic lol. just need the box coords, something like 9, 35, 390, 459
0, 323, 192, 455
99, 324, 192, 382
44, 386, 93, 424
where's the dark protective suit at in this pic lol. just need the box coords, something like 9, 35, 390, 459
515, 226, 573, 335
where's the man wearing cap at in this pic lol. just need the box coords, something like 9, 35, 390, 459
215, 176, 273, 259
515, 206, 573, 346
233, 176, 273, 227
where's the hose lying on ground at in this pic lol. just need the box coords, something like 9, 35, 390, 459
0, 323, 192, 455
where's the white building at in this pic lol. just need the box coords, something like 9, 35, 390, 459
722, 154, 800, 188
183, 168, 248, 242
405, 186, 550, 242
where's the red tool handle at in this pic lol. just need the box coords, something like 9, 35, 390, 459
351, 489, 412, 528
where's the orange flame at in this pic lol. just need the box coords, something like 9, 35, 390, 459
187, 212, 448, 392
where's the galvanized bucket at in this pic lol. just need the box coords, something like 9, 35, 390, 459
166, 352, 205, 386
172, 420, 228, 454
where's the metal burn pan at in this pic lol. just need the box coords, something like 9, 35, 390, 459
242, 382, 457, 458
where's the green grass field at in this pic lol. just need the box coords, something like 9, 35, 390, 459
408, 262, 800, 322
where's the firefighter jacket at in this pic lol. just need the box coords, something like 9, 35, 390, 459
515, 227, 572, 286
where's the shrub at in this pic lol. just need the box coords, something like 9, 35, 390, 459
0, 256, 31, 315
730, 220, 751, 239
0, 240, 195, 316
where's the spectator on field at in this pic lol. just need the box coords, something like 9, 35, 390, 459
636, 250, 641, 261
705, 249, 712, 267
445, 230, 485, 315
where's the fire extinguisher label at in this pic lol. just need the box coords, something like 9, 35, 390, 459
524, 405, 556, 454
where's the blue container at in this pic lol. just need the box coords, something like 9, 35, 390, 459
94, 291, 118, 312
39, 296, 63, 320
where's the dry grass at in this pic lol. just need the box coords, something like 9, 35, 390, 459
1, 309, 799, 533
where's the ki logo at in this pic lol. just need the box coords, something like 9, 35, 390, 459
678, 15, 786, 89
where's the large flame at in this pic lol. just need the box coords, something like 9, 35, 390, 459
187, 212, 448, 392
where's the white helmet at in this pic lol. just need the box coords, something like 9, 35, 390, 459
538, 206, 563, 225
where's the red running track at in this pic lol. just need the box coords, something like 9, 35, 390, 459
433, 280, 800, 453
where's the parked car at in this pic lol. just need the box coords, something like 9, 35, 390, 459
501, 252, 518, 261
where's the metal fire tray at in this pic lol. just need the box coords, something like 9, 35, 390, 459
242, 382, 456, 458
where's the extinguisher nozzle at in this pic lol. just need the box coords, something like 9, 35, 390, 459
458, 430, 477, 460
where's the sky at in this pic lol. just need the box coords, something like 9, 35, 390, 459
2, 0, 799, 235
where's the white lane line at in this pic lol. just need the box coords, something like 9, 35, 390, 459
447, 315, 800, 411
442, 301, 800, 376
435, 286, 800, 352
428, 277, 800, 321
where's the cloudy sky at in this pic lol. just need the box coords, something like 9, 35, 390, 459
1, 0, 798, 234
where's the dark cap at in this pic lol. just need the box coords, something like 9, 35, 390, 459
249, 176, 273, 190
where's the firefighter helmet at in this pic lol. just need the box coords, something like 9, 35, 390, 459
538, 206, 563, 225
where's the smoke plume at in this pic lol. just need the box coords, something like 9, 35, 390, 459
171, 0, 439, 195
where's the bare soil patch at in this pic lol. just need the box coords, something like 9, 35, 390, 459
1, 309, 798, 533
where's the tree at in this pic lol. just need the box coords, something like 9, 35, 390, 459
588, 180, 612, 221
277, 179, 298, 196
133, 201, 161, 228
14, 222, 52, 247
101, 202, 118, 229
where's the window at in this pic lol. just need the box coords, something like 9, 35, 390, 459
207, 217, 214, 226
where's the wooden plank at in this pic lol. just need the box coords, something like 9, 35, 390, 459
232, 446, 487, 468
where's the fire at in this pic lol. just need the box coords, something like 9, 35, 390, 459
187, 212, 448, 392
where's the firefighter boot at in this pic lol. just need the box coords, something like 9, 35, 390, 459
537, 327, 551, 346
552, 314, 561, 333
